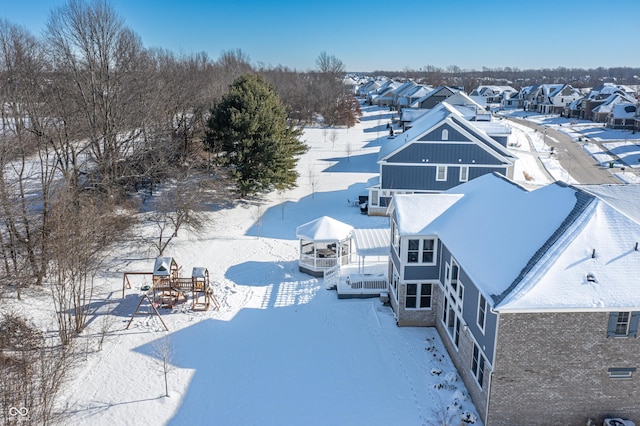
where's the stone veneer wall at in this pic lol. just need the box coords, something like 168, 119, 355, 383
395, 282, 440, 327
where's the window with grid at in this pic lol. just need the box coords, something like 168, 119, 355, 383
436, 165, 447, 181
477, 294, 487, 331
405, 283, 432, 309
459, 166, 469, 182
472, 344, 485, 388
422, 239, 435, 263
616, 312, 630, 335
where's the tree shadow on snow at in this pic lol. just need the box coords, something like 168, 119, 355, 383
244, 179, 387, 240
320, 152, 379, 173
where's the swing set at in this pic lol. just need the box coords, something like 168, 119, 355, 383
122, 257, 221, 330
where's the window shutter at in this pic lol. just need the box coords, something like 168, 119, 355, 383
630, 312, 640, 338
607, 312, 618, 338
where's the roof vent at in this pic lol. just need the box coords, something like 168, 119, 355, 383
586, 273, 597, 283
591, 249, 596, 259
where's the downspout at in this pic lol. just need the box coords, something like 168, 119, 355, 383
485, 308, 500, 424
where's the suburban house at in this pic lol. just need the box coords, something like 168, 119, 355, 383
575, 83, 637, 121
531, 83, 582, 114
387, 173, 640, 425
369, 80, 402, 106
469, 85, 517, 105
607, 103, 637, 129
367, 101, 514, 215
411, 85, 461, 109
400, 92, 493, 132
591, 92, 637, 123
394, 84, 432, 112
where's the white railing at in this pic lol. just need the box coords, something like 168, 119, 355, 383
346, 274, 388, 290
323, 265, 340, 289
300, 255, 349, 269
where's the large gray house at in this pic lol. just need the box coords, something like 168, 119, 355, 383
367, 101, 515, 215
388, 173, 640, 425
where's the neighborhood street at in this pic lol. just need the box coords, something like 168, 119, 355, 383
507, 117, 620, 184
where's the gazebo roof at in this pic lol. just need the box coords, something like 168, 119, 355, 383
296, 216, 354, 242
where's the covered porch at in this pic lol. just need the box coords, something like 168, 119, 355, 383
325, 228, 390, 299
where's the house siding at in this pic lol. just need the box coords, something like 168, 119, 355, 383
488, 312, 640, 425
387, 142, 507, 166
439, 243, 498, 365
381, 164, 505, 192
434, 286, 490, 423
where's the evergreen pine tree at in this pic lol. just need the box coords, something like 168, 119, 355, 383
205, 74, 307, 197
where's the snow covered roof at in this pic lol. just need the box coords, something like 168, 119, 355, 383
577, 184, 640, 224
192, 267, 208, 278
497, 193, 640, 312
154, 257, 176, 276
391, 174, 640, 312
377, 102, 514, 163
296, 216, 354, 242
352, 228, 390, 257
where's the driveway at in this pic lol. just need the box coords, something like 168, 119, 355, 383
506, 117, 620, 184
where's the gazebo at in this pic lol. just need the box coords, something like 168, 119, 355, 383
296, 216, 354, 277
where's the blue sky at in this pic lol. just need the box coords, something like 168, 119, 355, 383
2, 0, 639, 72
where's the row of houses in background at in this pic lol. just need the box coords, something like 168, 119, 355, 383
502, 82, 639, 130
353, 76, 640, 131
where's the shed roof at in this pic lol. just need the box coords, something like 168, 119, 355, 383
352, 228, 390, 257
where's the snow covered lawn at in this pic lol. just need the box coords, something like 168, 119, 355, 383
36, 104, 485, 426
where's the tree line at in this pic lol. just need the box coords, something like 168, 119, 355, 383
371, 65, 640, 90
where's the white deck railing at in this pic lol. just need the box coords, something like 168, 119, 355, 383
346, 274, 388, 290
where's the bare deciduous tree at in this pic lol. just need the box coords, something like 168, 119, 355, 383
0, 313, 74, 425
146, 171, 207, 256
152, 335, 174, 398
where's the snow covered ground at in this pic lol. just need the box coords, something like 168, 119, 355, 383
0, 102, 624, 425
5, 104, 591, 426
1, 104, 489, 426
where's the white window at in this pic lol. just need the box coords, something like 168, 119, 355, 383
371, 190, 379, 207
472, 343, 486, 388
459, 166, 469, 182
391, 220, 400, 254
477, 294, 487, 332
405, 283, 432, 309
436, 165, 447, 181
422, 238, 435, 263
442, 129, 449, 140
391, 271, 399, 301
615, 312, 630, 335
446, 259, 459, 295
405, 238, 436, 265
442, 297, 462, 349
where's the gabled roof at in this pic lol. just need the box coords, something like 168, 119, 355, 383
592, 93, 636, 113
392, 174, 640, 312
377, 102, 515, 163
413, 85, 460, 105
